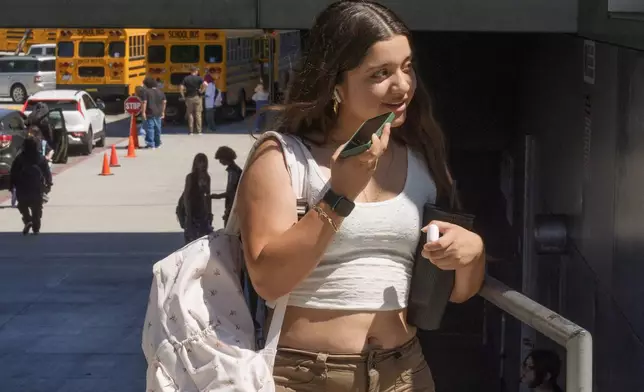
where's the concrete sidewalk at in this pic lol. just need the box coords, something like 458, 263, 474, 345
0, 133, 256, 233
0, 130, 255, 392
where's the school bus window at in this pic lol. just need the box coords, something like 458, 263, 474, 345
148, 45, 166, 64
57, 42, 74, 58
79, 42, 105, 57
78, 67, 105, 77
170, 73, 190, 86
227, 40, 237, 63
129, 36, 145, 58
138, 36, 145, 56
204, 45, 222, 63
109, 41, 125, 58
244, 39, 251, 59
171, 45, 199, 63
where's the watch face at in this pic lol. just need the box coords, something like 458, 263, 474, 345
336, 198, 353, 216
323, 189, 355, 217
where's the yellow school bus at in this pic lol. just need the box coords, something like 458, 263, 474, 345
0, 29, 56, 53
146, 29, 263, 119
255, 30, 301, 102
56, 28, 149, 100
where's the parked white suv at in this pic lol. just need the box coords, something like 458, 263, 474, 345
23, 90, 107, 155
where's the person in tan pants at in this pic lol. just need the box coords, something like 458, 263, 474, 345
235, 2, 487, 391
180, 66, 207, 134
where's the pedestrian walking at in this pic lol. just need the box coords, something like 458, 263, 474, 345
9, 137, 53, 235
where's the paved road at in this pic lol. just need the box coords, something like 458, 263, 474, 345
0, 110, 131, 202
0, 119, 256, 391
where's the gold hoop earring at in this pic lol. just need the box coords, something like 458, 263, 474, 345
333, 98, 339, 114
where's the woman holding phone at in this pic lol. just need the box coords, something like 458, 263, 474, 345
236, 1, 486, 390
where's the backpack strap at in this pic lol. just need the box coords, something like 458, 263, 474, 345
223, 131, 309, 371
224, 131, 308, 233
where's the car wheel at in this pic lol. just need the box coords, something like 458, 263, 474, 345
10, 84, 27, 104
82, 127, 94, 155
96, 120, 107, 147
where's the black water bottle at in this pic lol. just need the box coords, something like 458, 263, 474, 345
407, 182, 475, 331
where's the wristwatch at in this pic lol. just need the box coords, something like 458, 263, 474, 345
322, 188, 355, 217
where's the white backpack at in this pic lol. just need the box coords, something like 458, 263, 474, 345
142, 131, 309, 391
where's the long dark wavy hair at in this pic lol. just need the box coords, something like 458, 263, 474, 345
185, 153, 210, 212
262, 0, 454, 201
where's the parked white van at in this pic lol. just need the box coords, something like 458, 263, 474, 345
0, 55, 56, 103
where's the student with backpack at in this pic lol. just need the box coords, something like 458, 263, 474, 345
9, 137, 53, 235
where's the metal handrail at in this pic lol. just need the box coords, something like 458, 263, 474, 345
480, 276, 593, 392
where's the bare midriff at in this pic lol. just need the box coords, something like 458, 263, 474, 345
269, 306, 416, 354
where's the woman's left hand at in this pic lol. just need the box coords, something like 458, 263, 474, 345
421, 220, 484, 271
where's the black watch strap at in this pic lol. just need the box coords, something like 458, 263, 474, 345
322, 188, 355, 217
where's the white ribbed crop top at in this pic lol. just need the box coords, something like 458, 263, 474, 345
288, 146, 437, 311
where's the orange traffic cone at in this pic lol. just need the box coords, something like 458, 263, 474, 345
126, 136, 137, 158
109, 145, 120, 167
99, 152, 113, 176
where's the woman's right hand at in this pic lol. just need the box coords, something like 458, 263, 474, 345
329, 123, 391, 200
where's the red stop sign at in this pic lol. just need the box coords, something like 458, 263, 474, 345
124, 95, 142, 115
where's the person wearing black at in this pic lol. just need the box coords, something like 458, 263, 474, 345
141, 76, 167, 149
180, 67, 207, 135
26, 102, 53, 146
211, 146, 242, 227
9, 137, 53, 235
182, 153, 213, 244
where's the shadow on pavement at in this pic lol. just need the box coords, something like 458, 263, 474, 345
0, 231, 184, 392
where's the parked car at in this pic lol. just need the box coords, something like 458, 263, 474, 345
23, 90, 106, 155
0, 107, 71, 185
0, 109, 28, 183
0, 55, 56, 103
26, 44, 56, 57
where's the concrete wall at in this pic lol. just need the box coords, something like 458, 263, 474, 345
259, 0, 577, 32
6, 0, 577, 32
5, 0, 258, 28
579, 0, 644, 50
420, 31, 644, 391
518, 34, 644, 391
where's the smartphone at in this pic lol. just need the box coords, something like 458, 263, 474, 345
339, 112, 395, 158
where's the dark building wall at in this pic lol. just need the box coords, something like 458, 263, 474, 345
517, 34, 644, 391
